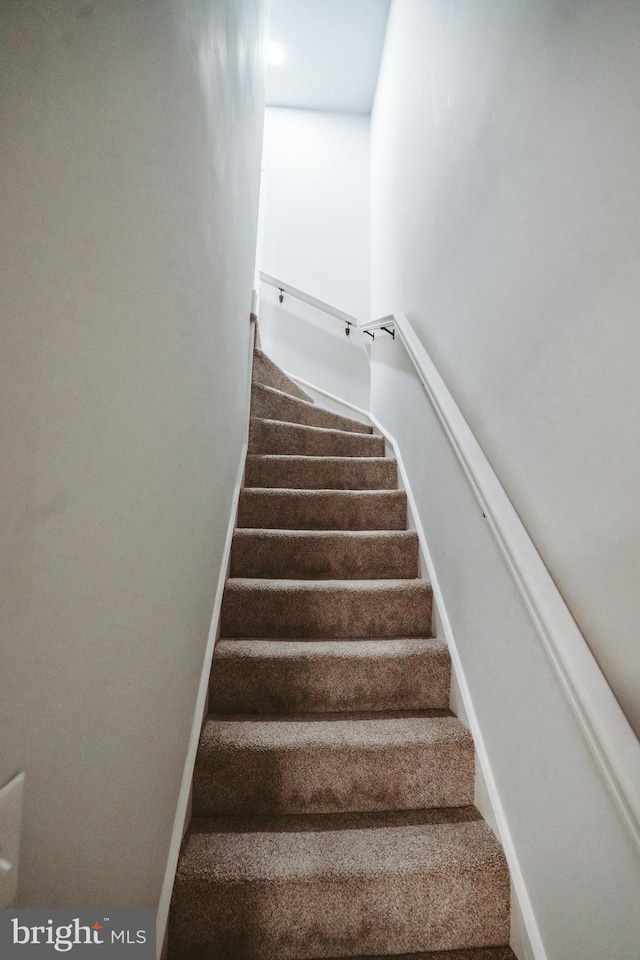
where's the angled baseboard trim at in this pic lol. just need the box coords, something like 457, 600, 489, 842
286, 371, 546, 960
156, 320, 257, 959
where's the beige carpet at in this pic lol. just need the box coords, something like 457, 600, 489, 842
169, 348, 514, 960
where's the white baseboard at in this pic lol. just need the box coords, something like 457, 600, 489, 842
156, 438, 247, 960
283, 372, 547, 960
370, 412, 548, 960
284, 371, 372, 426
156, 321, 256, 959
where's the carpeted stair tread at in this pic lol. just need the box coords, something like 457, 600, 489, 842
245, 455, 398, 490
251, 383, 373, 434
230, 529, 420, 579
248, 417, 385, 458
220, 578, 433, 638
237, 488, 408, 530
252, 348, 314, 403
170, 819, 510, 960
210, 638, 450, 713
192, 714, 474, 816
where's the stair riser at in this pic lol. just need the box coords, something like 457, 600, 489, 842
302, 950, 517, 960
220, 582, 433, 639
171, 875, 509, 960
193, 726, 474, 816
170, 823, 510, 959
210, 640, 450, 714
252, 351, 313, 403
245, 456, 397, 490
251, 385, 372, 435
230, 532, 419, 579
318, 952, 517, 960
237, 490, 408, 530
249, 419, 385, 458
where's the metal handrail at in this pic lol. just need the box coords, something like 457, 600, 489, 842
259, 271, 359, 330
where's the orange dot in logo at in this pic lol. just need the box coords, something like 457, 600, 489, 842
91, 923, 103, 930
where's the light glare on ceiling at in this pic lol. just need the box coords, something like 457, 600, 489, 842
268, 41, 284, 66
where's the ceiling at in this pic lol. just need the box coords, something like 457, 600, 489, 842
266, 0, 391, 115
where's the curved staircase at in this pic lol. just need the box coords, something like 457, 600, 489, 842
169, 347, 514, 960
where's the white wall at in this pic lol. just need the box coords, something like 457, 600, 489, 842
372, 0, 640, 738
258, 283, 371, 409
0, 0, 267, 908
261, 107, 371, 321
259, 106, 372, 402
370, 337, 640, 960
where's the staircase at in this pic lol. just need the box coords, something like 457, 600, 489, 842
169, 347, 514, 960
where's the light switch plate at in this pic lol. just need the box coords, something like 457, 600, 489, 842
0, 772, 25, 908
